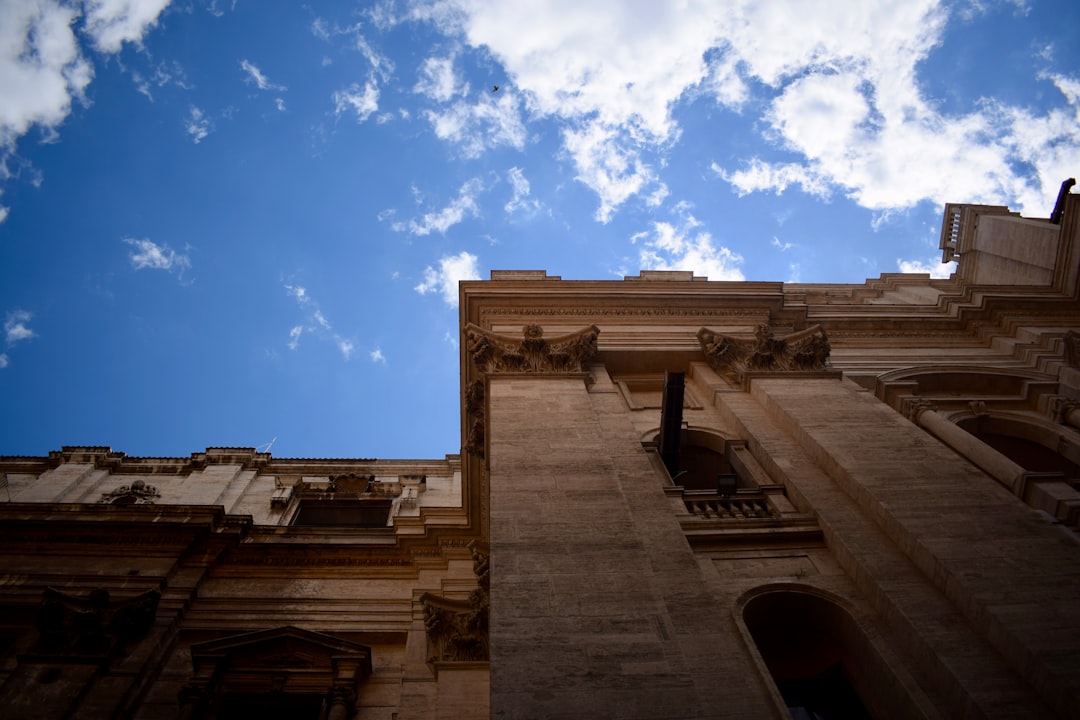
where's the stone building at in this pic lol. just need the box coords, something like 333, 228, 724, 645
1, 193, 1079, 719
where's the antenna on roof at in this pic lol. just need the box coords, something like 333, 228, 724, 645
257, 437, 277, 453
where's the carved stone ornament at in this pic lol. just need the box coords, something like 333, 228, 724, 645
419, 542, 490, 663
697, 323, 831, 384
36, 585, 161, 657
465, 323, 600, 374
98, 479, 160, 505
464, 379, 486, 458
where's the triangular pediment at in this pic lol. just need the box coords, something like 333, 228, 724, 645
191, 626, 371, 674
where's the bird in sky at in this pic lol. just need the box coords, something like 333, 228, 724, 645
492, 85, 499, 93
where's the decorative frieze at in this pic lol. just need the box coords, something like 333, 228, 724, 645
697, 323, 831, 384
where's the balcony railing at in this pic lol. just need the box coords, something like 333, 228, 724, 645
683, 493, 778, 520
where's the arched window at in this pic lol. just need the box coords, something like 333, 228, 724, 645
739, 587, 928, 720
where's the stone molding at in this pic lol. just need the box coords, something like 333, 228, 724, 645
697, 323, 831, 384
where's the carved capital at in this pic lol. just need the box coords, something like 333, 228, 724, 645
462, 324, 598, 457
697, 323, 830, 383
419, 542, 489, 663
465, 323, 599, 374
903, 398, 938, 423
1051, 397, 1080, 424
968, 400, 988, 416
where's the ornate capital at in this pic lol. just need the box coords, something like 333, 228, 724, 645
697, 323, 830, 383
902, 398, 938, 422
463, 324, 599, 457
419, 542, 489, 663
465, 323, 599, 374
1051, 397, 1080, 424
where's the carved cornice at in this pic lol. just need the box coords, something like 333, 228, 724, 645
697, 324, 831, 384
479, 307, 769, 320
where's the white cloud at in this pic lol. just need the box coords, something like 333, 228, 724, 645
771, 237, 793, 252
632, 206, 744, 281
275, 97, 286, 112
123, 237, 191, 276
334, 80, 379, 123
898, 257, 956, 279
185, 105, 211, 143
0, 353, 8, 368
415, 251, 480, 307
422, 89, 526, 158
0, 0, 92, 150
287, 324, 303, 350
711, 159, 830, 199
0, 205, 8, 224
504, 166, 540, 215
4, 310, 35, 344
392, 178, 483, 236
240, 59, 286, 92
414, 55, 463, 102
282, 282, 354, 360
563, 122, 658, 223
83, 0, 172, 53
422, 0, 1080, 221
370, 346, 386, 363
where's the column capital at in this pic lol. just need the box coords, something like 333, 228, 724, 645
902, 398, 938, 423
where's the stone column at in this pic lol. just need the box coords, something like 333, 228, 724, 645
325, 685, 355, 720
904, 400, 1027, 493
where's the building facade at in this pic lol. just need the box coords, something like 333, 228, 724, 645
1, 194, 1079, 719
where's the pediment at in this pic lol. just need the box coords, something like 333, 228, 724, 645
191, 626, 371, 674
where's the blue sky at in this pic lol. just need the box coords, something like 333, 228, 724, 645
1, 0, 1078, 459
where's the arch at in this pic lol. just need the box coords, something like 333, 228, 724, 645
735, 585, 933, 720
951, 412, 1080, 472
643, 426, 740, 491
